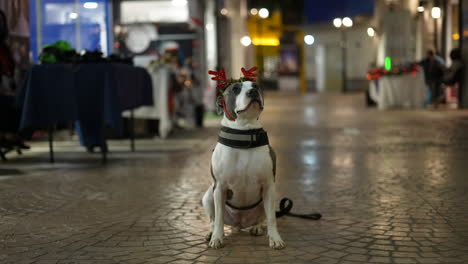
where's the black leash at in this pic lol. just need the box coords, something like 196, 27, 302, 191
276, 198, 322, 220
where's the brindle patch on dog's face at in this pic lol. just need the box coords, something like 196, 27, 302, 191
217, 81, 264, 121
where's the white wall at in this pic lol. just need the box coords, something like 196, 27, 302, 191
304, 21, 377, 84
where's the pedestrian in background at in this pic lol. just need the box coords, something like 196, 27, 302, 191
0, 9, 29, 150
443, 48, 464, 107
420, 50, 446, 108
443, 48, 464, 86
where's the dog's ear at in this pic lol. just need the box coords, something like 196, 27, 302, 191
215, 95, 224, 115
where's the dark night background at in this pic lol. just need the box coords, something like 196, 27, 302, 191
248, 0, 375, 24
304, 0, 374, 23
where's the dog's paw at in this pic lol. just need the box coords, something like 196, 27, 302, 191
249, 225, 265, 236
205, 232, 212, 241
269, 238, 286, 250
208, 237, 224, 249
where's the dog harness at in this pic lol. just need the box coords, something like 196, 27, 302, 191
217, 126, 268, 210
218, 126, 269, 149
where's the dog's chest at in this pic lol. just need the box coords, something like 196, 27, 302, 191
212, 144, 272, 186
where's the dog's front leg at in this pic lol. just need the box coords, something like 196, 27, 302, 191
209, 184, 225, 248
264, 182, 285, 249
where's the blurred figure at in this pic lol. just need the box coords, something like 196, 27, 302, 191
443, 48, 464, 86
443, 48, 464, 107
0, 9, 28, 150
420, 50, 445, 107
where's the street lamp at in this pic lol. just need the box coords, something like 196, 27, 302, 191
240, 36, 252, 47
333, 17, 353, 93
431, 6, 441, 19
304, 35, 315, 45
258, 8, 269, 19
333, 18, 342, 28
342, 17, 353, 27
417, 0, 425, 12
367, 27, 375, 37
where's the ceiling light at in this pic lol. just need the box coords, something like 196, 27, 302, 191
171, 0, 187, 7
69, 12, 78, 19
83, 2, 98, 9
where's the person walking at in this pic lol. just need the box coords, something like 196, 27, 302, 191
443, 48, 464, 107
420, 50, 445, 108
0, 9, 29, 151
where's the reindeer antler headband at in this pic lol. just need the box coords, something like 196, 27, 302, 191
208, 66, 258, 97
208, 66, 258, 121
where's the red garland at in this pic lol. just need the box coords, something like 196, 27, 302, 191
366, 64, 421, 80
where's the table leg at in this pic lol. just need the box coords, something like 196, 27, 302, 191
101, 125, 108, 164
130, 109, 135, 152
101, 143, 107, 164
48, 125, 55, 163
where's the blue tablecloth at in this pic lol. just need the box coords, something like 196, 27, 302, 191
17, 63, 153, 147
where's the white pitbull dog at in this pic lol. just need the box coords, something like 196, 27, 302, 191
202, 80, 285, 249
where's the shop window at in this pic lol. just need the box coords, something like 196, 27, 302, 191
30, 0, 111, 63
120, 0, 189, 23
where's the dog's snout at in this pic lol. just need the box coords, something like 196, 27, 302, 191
247, 89, 259, 98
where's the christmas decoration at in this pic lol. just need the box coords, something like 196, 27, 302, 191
208, 66, 258, 121
208, 66, 258, 97
366, 63, 421, 80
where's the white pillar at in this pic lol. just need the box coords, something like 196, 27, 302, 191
315, 45, 325, 92
225, 0, 247, 78
445, 0, 453, 64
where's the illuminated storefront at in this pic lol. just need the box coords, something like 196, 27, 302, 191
30, 0, 112, 62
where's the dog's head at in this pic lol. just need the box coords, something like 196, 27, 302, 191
216, 81, 264, 121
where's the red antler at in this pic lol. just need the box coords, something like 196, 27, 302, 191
208, 68, 230, 95
208, 68, 227, 84
241, 66, 258, 82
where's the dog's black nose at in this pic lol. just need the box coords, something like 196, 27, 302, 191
247, 89, 259, 98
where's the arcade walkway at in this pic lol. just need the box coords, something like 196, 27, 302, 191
2, 93, 468, 264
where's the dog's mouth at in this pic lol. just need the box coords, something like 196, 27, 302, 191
236, 99, 264, 114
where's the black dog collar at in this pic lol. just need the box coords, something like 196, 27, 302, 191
218, 126, 269, 149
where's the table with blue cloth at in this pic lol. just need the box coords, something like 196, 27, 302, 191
17, 63, 153, 162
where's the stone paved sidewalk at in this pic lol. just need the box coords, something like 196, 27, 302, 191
1, 93, 468, 264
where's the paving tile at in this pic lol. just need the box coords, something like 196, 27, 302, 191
2, 93, 468, 263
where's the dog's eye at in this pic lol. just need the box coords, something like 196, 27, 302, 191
232, 86, 241, 93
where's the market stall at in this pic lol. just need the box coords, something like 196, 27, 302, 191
367, 65, 426, 110
17, 62, 153, 162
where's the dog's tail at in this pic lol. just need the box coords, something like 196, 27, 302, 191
276, 198, 322, 220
